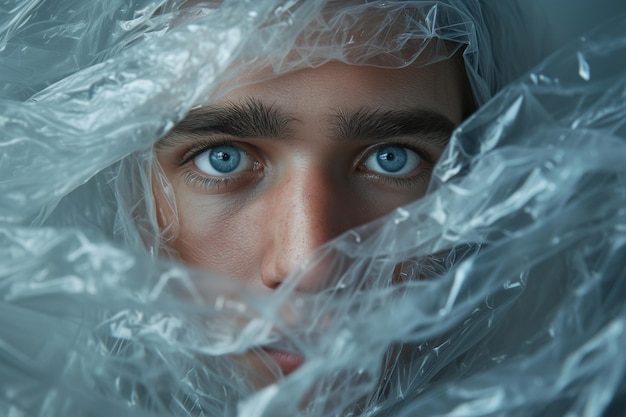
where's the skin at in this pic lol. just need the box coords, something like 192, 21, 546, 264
154, 58, 471, 381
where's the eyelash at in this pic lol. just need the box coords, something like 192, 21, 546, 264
182, 169, 238, 191
373, 170, 432, 189
177, 138, 437, 191
177, 137, 245, 167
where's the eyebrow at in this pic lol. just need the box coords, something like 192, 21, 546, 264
157, 99, 456, 148
328, 107, 455, 144
157, 99, 295, 147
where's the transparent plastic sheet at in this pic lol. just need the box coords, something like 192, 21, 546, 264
0, 1, 625, 417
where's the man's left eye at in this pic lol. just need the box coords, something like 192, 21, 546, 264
362, 145, 421, 176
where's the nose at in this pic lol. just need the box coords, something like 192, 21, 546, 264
260, 168, 349, 291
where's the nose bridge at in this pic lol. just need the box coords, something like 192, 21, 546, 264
261, 167, 342, 289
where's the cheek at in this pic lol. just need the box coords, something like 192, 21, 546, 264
352, 181, 430, 218
171, 192, 267, 282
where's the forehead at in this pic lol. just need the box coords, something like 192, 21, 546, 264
211, 58, 470, 125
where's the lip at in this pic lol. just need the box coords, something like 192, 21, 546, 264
262, 347, 305, 374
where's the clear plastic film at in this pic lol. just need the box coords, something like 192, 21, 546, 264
1, 1, 625, 416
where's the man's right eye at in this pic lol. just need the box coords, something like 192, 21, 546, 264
193, 145, 255, 176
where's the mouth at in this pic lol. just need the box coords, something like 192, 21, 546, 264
262, 347, 305, 375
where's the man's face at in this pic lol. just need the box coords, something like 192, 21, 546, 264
155, 61, 468, 380
155, 60, 469, 292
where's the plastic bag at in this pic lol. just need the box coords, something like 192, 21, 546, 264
1, 1, 625, 416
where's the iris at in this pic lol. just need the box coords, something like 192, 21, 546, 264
375, 146, 408, 173
208, 146, 241, 173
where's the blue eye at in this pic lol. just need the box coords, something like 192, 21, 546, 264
363, 145, 421, 176
193, 145, 254, 176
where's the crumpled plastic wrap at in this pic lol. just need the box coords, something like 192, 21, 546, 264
1, 1, 625, 416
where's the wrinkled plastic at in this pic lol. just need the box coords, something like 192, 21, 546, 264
1, 1, 625, 416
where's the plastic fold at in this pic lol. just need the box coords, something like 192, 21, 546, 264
0, 1, 625, 416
